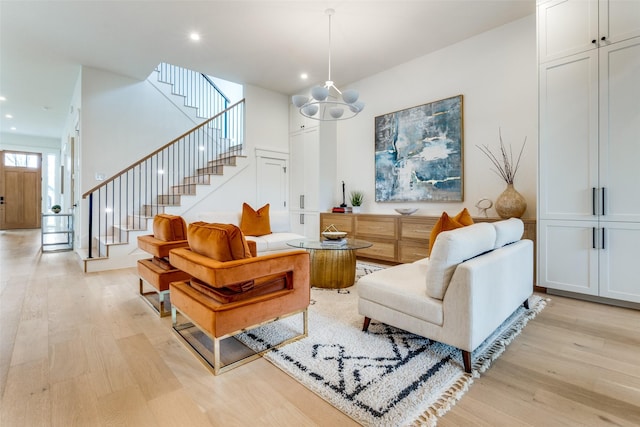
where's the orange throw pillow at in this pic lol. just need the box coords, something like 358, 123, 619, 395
187, 222, 252, 262
240, 203, 272, 236
428, 213, 463, 256
428, 209, 475, 256
453, 207, 474, 226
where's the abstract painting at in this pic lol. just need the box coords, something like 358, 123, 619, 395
375, 95, 463, 202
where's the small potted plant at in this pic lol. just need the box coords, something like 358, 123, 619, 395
350, 191, 364, 213
51, 204, 61, 214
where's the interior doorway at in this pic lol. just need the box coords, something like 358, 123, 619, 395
256, 150, 288, 211
0, 150, 42, 229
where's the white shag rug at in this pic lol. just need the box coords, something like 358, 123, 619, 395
237, 262, 546, 426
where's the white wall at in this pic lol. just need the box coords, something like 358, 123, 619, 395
80, 66, 201, 192
79, 68, 288, 207
184, 84, 290, 215
335, 15, 537, 219
245, 85, 289, 154
60, 72, 82, 245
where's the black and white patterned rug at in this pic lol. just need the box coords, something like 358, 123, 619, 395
238, 262, 546, 426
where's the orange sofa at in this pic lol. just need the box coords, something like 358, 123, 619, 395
169, 221, 311, 374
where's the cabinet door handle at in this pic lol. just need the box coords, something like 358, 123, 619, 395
601, 36, 607, 41
592, 39, 597, 44
601, 227, 605, 250
300, 213, 305, 225
592, 187, 597, 215
299, 195, 304, 209
592, 227, 597, 249
601, 187, 606, 216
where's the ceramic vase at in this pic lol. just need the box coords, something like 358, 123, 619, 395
495, 183, 526, 219
352, 206, 361, 214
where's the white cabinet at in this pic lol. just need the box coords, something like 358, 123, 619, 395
538, 0, 640, 63
598, 222, 640, 302
538, 8, 640, 303
538, 50, 599, 221
289, 128, 320, 211
289, 211, 320, 240
538, 220, 599, 295
542, 219, 640, 303
289, 106, 337, 240
598, 38, 640, 224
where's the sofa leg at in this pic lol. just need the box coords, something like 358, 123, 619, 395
362, 317, 371, 332
462, 350, 472, 373
523, 298, 530, 309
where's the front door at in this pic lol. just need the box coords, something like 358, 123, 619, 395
0, 150, 42, 229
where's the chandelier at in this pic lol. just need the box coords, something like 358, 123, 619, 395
291, 8, 364, 121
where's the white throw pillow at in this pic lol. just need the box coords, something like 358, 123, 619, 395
426, 222, 497, 300
493, 218, 524, 249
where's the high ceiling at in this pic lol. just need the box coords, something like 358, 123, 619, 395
0, 0, 534, 139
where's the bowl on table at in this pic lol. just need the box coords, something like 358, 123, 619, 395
394, 208, 418, 215
321, 231, 348, 240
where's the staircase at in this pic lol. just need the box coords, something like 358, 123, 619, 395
155, 62, 229, 120
81, 82, 245, 272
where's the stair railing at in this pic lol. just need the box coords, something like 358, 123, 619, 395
156, 62, 230, 122
81, 99, 245, 259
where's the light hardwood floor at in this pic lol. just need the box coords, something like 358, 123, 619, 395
1, 229, 639, 426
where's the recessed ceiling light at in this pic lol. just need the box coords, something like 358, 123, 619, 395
10, 126, 16, 131
190, 32, 201, 41
300, 73, 308, 80
0, 96, 6, 101
5, 114, 13, 119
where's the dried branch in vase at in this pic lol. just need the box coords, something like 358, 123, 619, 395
476, 129, 526, 185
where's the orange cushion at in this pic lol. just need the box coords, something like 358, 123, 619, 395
239, 203, 272, 236
453, 207, 474, 227
153, 214, 187, 241
188, 274, 287, 304
428, 210, 473, 256
187, 222, 252, 262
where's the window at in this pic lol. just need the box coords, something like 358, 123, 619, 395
4, 152, 39, 168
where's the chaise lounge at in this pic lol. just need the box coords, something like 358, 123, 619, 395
358, 218, 533, 373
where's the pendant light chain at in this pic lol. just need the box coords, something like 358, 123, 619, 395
290, 7, 364, 120
327, 9, 332, 84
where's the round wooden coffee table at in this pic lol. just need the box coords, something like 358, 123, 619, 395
286, 238, 373, 288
